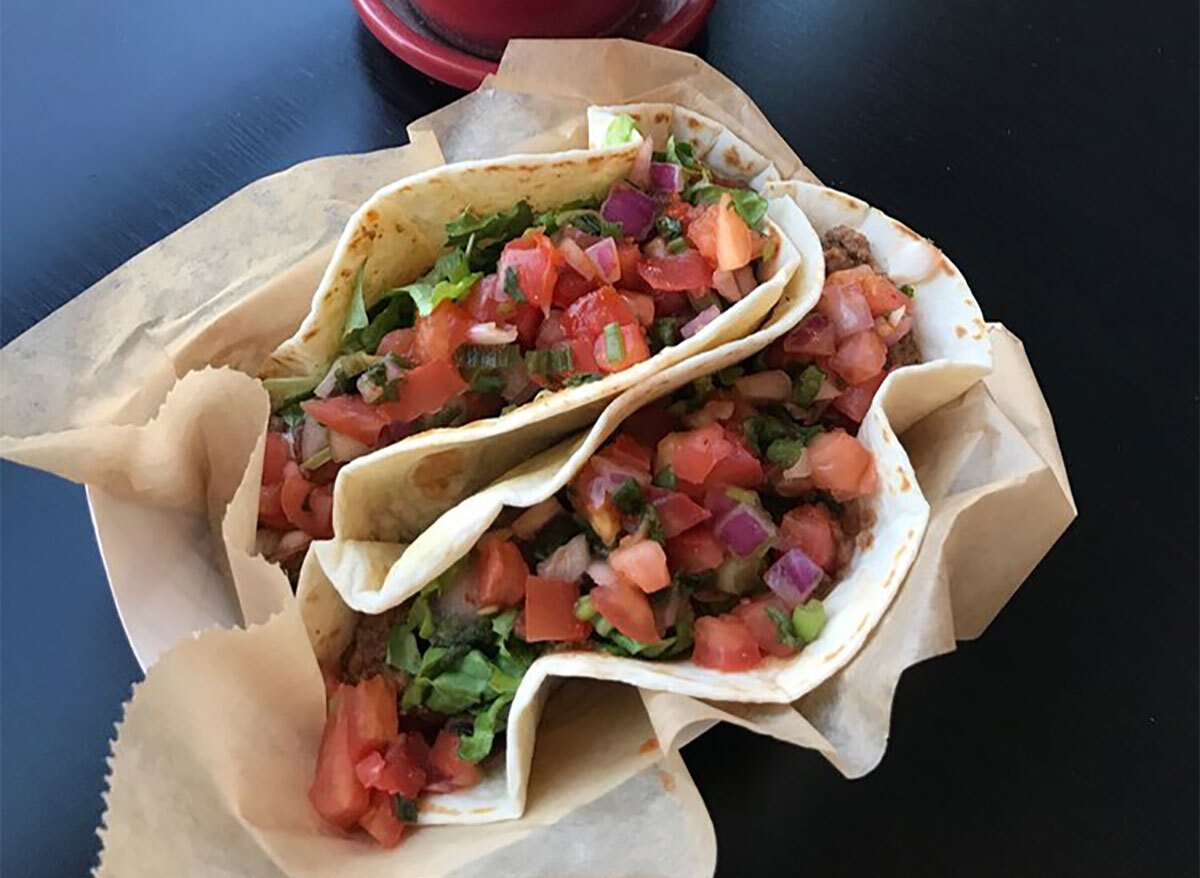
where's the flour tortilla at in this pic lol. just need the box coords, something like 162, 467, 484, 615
259, 108, 804, 544
315, 181, 992, 705
299, 181, 991, 826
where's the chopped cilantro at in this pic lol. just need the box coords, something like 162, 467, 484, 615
503, 266, 526, 303
652, 465, 677, 489
612, 478, 645, 514
393, 795, 419, 823
766, 605, 801, 649
899, 284, 915, 297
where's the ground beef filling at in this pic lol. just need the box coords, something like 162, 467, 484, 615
887, 332, 922, 369
821, 225, 873, 274
341, 606, 406, 683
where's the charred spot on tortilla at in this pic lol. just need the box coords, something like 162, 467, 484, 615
653, 111, 669, 124
365, 208, 380, 223
723, 145, 747, 170
899, 471, 912, 492
639, 737, 659, 755
854, 614, 870, 635
658, 770, 676, 793
686, 116, 702, 131
955, 325, 967, 338
412, 449, 467, 501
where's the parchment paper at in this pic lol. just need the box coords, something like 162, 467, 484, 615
0, 39, 1074, 876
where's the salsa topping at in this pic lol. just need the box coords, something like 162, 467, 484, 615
261, 119, 778, 549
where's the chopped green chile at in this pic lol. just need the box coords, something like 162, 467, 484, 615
603, 322, 625, 364
792, 599, 827, 643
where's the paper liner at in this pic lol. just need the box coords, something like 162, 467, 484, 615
0, 39, 1075, 876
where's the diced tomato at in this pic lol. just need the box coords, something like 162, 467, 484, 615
779, 504, 838, 571
637, 251, 714, 291
309, 690, 372, 829
563, 286, 637, 338
648, 489, 711, 538
302, 397, 388, 446
685, 204, 719, 264
498, 230, 560, 313
621, 291, 655, 327
594, 324, 651, 373
343, 676, 398, 759
376, 358, 468, 423
377, 328, 416, 360
258, 482, 292, 531
552, 267, 594, 309
666, 523, 726, 573
570, 336, 602, 376
703, 435, 764, 491
733, 595, 799, 658
280, 463, 334, 539
829, 331, 887, 385
714, 193, 753, 271
511, 304, 543, 349
367, 734, 428, 798
828, 265, 909, 316
609, 537, 671, 593
663, 196, 692, 224
524, 577, 591, 642
807, 429, 878, 500
413, 301, 472, 364
653, 291, 692, 317
428, 731, 483, 792
616, 241, 646, 291
693, 614, 762, 671
589, 582, 660, 643
782, 313, 837, 358
601, 434, 653, 474
475, 536, 529, 609
656, 424, 731, 485
535, 310, 567, 349
463, 273, 514, 324
263, 433, 291, 485
621, 403, 675, 451
833, 370, 887, 422
358, 789, 408, 847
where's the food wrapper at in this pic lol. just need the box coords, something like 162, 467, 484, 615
0, 39, 1074, 875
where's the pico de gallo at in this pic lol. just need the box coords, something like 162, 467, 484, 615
259, 116, 781, 576
310, 232, 922, 845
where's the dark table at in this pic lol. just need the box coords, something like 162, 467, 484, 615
2, 1, 1196, 875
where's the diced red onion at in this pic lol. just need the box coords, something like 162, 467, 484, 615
703, 487, 738, 519
819, 285, 873, 339
585, 237, 620, 284
601, 183, 657, 240
734, 370, 792, 402
649, 161, 684, 192
559, 237, 596, 280
558, 224, 601, 250
711, 269, 742, 302
467, 322, 519, 345
330, 429, 371, 463
586, 560, 619, 588
764, 548, 823, 607
630, 136, 654, 189
783, 313, 837, 357
589, 455, 651, 507
680, 304, 721, 339
536, 312, 567, 349
734, 265, 757, 296
683, 399, 735, 429
512, 497, 563, 540
714, 503, 776, 557
313, 366, 341, 399
501, 363, 535, 403
384, 357, 406, 382
537, 533, 591, 581
358, 371, 386, 404
299, 414, 329, 463
643, 236, 668, 259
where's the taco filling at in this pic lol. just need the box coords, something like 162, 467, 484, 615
308, 238, 921, 845
259, 120, 780, 567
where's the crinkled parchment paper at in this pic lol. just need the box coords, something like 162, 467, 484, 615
0, 40, 1074, 876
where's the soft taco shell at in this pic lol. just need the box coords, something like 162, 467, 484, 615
315, 182, 992, 707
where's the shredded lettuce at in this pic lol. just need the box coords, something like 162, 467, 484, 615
343, 260, 369, 340
604, 113, 638, 146
663, 135, 697, 169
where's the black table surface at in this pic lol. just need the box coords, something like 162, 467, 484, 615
2, 1, 1196, 875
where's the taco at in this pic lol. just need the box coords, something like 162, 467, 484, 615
255, 110, 810, 575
